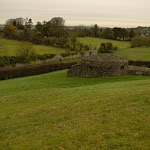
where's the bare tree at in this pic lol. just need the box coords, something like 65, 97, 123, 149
17, 42, 36, 57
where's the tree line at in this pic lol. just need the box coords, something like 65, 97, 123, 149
1, 17, 138, 53
68, 24, 136, 41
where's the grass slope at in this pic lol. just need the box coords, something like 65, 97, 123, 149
0, 70, 150, 149
77, 37, 130, 49
0, 38, 66, 56
113, 47, 150, 61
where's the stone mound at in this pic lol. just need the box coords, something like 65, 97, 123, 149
67, 54, 129, 77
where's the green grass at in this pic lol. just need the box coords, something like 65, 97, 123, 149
0, 38, 66, 56
77, 37, 131, 49
1, 37, 150, 61
0, 70, 150, 149
113, 47, 150, 61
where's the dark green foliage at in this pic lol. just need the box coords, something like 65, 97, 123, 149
102, 28, 114, 39
6, 18, 25, 30
36, 54, 56, 60
43, 37, 51, 45
32, 32, 43, 44
42, 37, 68, 48
98, 42, 111, 53
0, 61, 78, 80
78, 42, 84, 51
121, 28, 129, 41
129, 60, 150, 68
35, 17, 66, 38
113, 27, 122, 40
129, 29, 136, 40
98, 42, 117, 53
60, 52, 78, 57
70, 37, 77, 50
0, 56, 30, 67
131, 36, 150, 47
0, 54, 57, 67
91, 24, 99, 37
83, 44, 90, 50
106, 42, 113, 50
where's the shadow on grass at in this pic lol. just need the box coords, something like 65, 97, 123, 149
31, 70, 150, 89
0, 70, 150, 98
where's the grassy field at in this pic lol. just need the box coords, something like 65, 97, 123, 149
1, 37, 150, 61
113, 47, 150, 61
0, 70, 150, 149
0, 38, 66, 56
77, 37, 131, 49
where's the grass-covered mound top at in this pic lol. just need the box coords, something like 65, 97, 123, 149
0, 70, 150, 149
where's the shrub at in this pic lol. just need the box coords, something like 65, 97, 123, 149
113, 46, 118, 51
106, 42, 113, 51
83, 44, 90, 50
32, 32, 43, 44
98, 42, 113, 53
129, 60, 150, 68
43, 37, 51, 46
0, 61, 79, 80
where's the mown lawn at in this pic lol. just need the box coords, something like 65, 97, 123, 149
77, 37, 131, 49
0, 38, 66, 56
113, 47, 150, 61
0, 70, 150, 149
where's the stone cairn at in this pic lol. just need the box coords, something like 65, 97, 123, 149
67, 53, 150, 77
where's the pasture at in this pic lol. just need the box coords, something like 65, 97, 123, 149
0, 70, 150, 149
113, 47, 150, 61
0, 38, 66, 56
77, 37, 131, 49
1, 37, 150, 61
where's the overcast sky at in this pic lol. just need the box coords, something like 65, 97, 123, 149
1, 0, 150, 27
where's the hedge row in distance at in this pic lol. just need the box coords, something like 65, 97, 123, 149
0, 61, 79, 80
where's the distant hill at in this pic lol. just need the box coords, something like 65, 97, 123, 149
66, 26, 108, 29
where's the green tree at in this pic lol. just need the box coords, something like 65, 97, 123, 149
70, 37, 77, 50
32, 32, 43, 44
113, 27, 122, 40
102, 28, 114, 39
25, 18, 33, 29
129, 29, 136, 40
6, 18, 25, 30
91, 24, 100, 37
36, 22, 42, 31
36, 17, 66, 38
131, 36, 150, 47
50, 17, 65, 38
98, 42, 113, 53
120, 28, 129, 40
